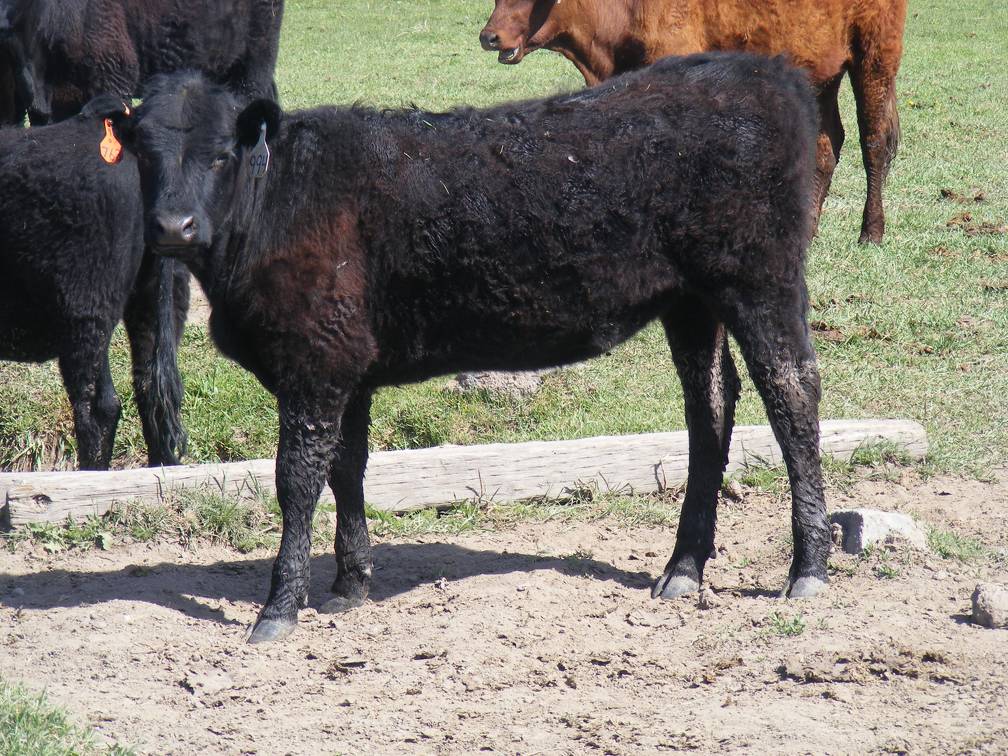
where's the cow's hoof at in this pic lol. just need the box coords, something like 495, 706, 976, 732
783, 576, 828, 599
319, 594, 366, 614
651, 573, 700, 600
246, 616, 297, 644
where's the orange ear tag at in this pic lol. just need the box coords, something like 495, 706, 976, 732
100, 118, 122, 164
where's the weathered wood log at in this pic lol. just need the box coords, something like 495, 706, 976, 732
0, 419, 927, 528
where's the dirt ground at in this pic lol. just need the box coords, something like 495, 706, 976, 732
2, 472, 1007, 755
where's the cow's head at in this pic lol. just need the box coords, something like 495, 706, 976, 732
113, 74, 281, 264
479, 0, 559, 64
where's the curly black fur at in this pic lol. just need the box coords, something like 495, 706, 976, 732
127, 52, 831, 642
1, 0, 283, 126
0, 96, 187, 468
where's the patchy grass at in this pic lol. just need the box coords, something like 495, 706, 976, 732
5, 480, 686, 552
927, 528, 988, 562
875, 561, 901, 579
0, 0, 1005, 479
0, 678, 133, 755
765, 612, 807, 637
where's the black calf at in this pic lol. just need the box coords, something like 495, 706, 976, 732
0, 95, 187, 468
121, 52, 829, 643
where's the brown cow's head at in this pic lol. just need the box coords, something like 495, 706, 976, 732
479, 0, 558, 64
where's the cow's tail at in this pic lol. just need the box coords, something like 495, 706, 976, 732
148, 255, 188, 465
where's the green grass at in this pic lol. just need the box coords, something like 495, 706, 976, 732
0, 679, 132, 756
0, 0, 1005, 476
765, 611, 807, 637
927, 528, 988, 562
5, 485, 684, 552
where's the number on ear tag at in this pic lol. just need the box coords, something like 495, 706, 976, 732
100, 118, 122, 164
249, 121, 270, 179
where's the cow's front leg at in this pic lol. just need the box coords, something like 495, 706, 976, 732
248, 395, 345, 644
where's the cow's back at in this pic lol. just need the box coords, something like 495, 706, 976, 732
343, 54, 818, 377
642, 0, 907, 85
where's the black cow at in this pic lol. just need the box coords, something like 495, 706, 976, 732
0, 0, 283, 126
119, 53, 829, 644
0, 95, 187, 469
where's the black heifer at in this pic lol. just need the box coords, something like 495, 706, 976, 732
121, 53, 829, 644
0, 0, 283, 126
0, 96, 187, 469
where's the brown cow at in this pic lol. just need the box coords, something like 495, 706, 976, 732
479, 0, 908, 244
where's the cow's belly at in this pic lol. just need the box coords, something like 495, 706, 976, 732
0, 290, 62, 362
370, 281, 676, 384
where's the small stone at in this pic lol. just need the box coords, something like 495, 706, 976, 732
971, 583, 1008, 629
697, 588, 719, 610
722, 480, 744, 501
829, 509, 928, 554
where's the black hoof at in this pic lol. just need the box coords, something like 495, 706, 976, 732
319, 594, 366, 614
247, 616, 297, 644
651, 572, 700, 600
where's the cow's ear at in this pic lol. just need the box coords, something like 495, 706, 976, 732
236, 99, 282, 147
80, 94, 132, 123
81, 94, 134, 152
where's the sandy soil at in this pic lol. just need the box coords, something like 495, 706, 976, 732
2, 472, 1007, 755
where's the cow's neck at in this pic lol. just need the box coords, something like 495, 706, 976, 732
547, 0, 701, 85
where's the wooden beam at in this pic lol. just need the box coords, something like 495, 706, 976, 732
1, 419, 927, 528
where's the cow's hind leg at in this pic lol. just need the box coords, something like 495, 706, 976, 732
248, 393, 347, 644
811, 74, 846, 235
725, 291, 829, 597
850, 36, 903, 244
59, 328, 120, 470
320, 390, 374, 614
652, 299, 740, 599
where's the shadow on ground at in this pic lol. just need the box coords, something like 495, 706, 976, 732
0, 542, 657, 625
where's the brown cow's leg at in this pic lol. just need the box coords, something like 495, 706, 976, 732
811, 75, 846, 234
248, 393, 347, 644
652, 300, 740, 600
724, 289, 829, 597
320, 389, 374, 614
850, 48, 902, 244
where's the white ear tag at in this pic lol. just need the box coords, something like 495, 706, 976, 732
249, 121, 270, 179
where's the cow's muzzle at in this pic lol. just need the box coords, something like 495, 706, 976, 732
148, 212, 199, 250
479, 29, 500, 51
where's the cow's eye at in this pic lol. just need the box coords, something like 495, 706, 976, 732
211, 152, 232, 170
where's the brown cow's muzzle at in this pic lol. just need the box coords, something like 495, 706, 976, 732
479, 25, 526, 64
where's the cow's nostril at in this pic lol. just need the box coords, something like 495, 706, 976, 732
151, 212, 198, 247
480, 31, 500, 50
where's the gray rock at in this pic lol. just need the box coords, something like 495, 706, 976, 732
449, 370, 551, 397
829, 508, 928, 555
971, 583, 1008, 629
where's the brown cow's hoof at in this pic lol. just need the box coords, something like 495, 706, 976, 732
319, 594, 366, 614
782, 576, 828, 599
246, 616, 297, 644
651, 573, 700, 600
858, 229, 884, 245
